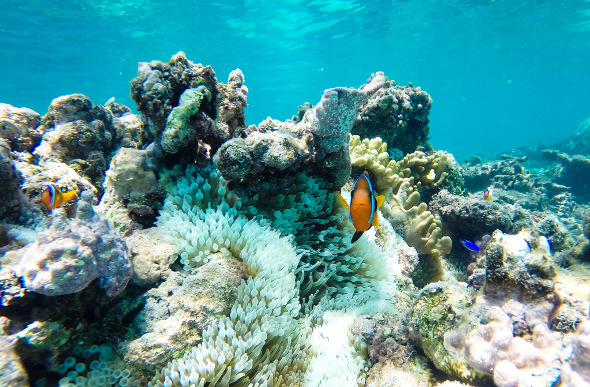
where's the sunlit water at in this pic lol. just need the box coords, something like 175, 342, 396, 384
1, 0, 589, 160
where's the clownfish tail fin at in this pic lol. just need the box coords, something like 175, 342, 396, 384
351, 231, 364, 243
61, 190, 77, 202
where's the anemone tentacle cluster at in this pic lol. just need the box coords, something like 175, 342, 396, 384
154, 164, 389, 386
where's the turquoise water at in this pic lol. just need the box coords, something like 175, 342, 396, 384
1, 0, 589, 160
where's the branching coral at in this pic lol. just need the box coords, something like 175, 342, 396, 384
349, 135, 401, 196
381, 181, 452, 284
397, 150, 450, 192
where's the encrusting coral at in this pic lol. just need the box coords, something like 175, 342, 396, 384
162, 86, 212, 154
13, 191, 132, 297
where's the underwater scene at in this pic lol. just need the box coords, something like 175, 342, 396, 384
1, 1, 590, 386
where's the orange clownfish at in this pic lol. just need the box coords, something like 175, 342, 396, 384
343, 171, 386, 243
41, 183, 77, 209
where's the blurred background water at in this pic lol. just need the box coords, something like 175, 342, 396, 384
1, 0, 589, 161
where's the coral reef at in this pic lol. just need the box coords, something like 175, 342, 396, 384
0, 103, 42, 153
352, 76, 433, 156
130, 52, 247, 158
409, 228, 590, 386
542, 149, 590, 197
13, 191, 131, 296
0, 335, 28, 386
4, 50, 590, 387
429, 189, 514, 240
33, 94, 118, 189
215, 72, 386, 195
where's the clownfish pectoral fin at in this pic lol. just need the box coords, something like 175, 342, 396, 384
351, 231, 364, 243
372, 212, 379, 228
334, 192, 350, 211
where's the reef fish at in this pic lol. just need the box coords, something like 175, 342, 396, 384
41, 183, 77, 209
484, 188, 492, 201
461, 239, 480, 252
339, 170, 386, 243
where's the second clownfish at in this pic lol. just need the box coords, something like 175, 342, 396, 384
339, 170, 386, 243
41, 183, 77, 209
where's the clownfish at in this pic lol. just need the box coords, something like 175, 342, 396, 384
41, 183, 77, 209
338, 171, 386, 243
484, 188, 492, 201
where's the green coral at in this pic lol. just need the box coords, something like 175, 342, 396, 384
16, 321, 70, 351
162, 85, 212, 154
410, 282, 480, 382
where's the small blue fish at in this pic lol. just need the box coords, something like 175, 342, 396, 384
461, 239, 480, 252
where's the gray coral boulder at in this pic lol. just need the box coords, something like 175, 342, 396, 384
13, 191, 132, 296
215, 72, 386, 194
